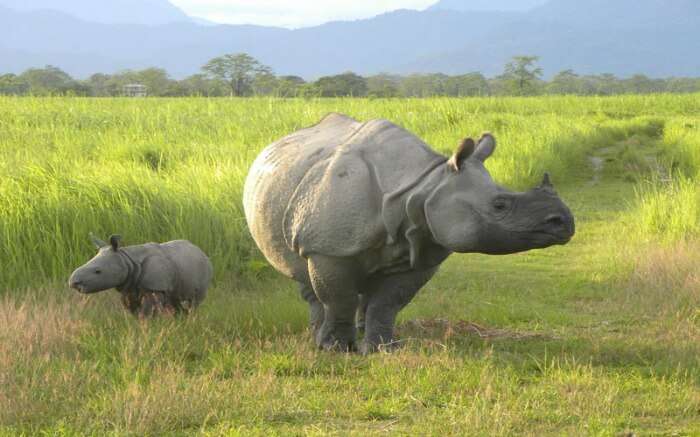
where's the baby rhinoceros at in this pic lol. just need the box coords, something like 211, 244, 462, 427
69, 235, 213, 318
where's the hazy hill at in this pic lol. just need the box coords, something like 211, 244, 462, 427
429, 0, 548, 12
0, 0, 192, 25
1, 0, 699, 78
409, 0, 700, 77
533, 0, 700, 28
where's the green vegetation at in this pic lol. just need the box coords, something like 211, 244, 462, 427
4, 54, 700, 97
1, 95, 700, 435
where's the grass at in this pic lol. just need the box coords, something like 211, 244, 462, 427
1, 95, 700, 435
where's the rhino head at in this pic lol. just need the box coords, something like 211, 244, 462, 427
68, 234, 130, 293
425, 134, 574, 255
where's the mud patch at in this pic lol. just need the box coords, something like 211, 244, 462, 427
588, 156, 605, 186
397, 318, 557, 342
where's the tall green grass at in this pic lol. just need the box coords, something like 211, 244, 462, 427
1, 95, 700, 290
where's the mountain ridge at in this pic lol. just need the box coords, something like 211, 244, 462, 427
0, 0, 192, 25
1, 0, 698, 79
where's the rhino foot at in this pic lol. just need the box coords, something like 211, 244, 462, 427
319, 339, 357, 353
315, 321, 357, 353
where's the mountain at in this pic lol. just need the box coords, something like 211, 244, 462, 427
429, 0, 548, 12
409, 0, 700, 77
1, 0, 699, 79
533, 0, 700, 28
0, 7, 514, 78
0, 0, 192, 25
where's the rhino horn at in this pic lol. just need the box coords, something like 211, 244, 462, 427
539, 172, 556, 193
90, 233, 107, 249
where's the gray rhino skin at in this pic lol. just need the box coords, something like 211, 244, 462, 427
69, 235, 213, 318
244, 113, 574, 353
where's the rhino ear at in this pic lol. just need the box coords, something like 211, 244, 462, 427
109, 235, 122, 251
472, 133, 496, 163
447, 138, 475, 172
90, 233, 107, 249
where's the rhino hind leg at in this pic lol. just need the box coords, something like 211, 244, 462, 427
308, 255, 361, 352
360, 268, 437, 354
299, 282, 325, 337
356, 293, 368, 333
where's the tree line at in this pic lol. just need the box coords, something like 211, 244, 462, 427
2, 54, 700, 97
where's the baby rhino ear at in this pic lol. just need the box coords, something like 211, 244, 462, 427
90, 233, 107, 249
447, 138, 475, 172
109, 235, 122, 251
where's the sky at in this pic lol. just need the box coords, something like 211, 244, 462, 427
169, 0, 437, 29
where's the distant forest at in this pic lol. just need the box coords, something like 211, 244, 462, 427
2, 53, 700, 98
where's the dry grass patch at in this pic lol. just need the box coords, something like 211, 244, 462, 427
0, 291, 86, 363
623, 242, 700, 334
0, 291, 88, 427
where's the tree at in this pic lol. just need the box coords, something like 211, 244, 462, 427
444, 73, 489, 96
314, 72, 368, 97
399, 74, 449, 97
201, 53, 272, 96
501, 56, 543, 95
85, 73, 114, 96
547, 69, 581, 94
623, 74, 665, 94
251, 71, 278, 95
276, 75, 306, 97
176, 74, 227, 96
590, 73, 623, 95
19, 65, 81, 95
666, 77, 700, 93
0, 74, 29, 95
133, 68, 173, 96
366, 74, 400, 97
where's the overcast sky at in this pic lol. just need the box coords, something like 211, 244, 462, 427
170, 0, 437, 28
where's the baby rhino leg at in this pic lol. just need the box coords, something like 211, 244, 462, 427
138, 291, 167, 319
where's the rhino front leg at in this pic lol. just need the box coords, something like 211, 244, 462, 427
298, 282, 325, 338
308, 255, 362, 352
361, 268, 437, 354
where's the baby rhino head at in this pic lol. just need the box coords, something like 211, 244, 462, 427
69, 235, 130, 294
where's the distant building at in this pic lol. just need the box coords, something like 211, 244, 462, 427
123, 83, 147, 97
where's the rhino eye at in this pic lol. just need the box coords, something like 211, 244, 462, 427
95, 269, 102, 275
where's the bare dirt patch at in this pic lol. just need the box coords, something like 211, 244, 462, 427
397, 318, 558, 342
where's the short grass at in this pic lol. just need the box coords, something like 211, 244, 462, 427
1, 95, 700, 435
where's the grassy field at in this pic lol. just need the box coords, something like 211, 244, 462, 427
1, 95, 700, 435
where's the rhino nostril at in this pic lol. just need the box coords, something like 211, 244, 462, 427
545, 214, 565, 226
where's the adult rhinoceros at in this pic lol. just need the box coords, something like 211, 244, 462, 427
243, 113, 574, 353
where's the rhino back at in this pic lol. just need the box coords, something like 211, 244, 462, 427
158, 240, 212, 303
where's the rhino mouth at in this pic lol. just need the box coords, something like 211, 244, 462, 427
512, 229, 573, 246
69, 281, 99, 294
